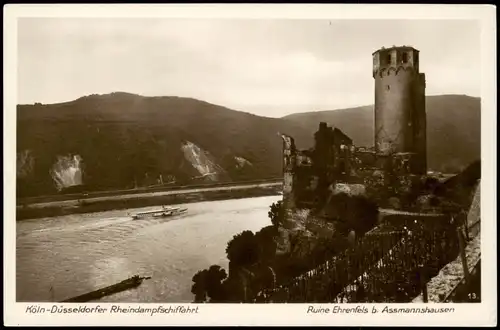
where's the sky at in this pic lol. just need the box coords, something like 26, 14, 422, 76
17, 18, 481, 117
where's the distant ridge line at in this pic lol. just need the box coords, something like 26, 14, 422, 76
281, 94, 480, 118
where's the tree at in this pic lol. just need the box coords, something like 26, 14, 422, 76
254, 225, 278, 263
226, 231, 260, 268
191, 269, 209, 303
205, 265, 228, 302
268, 200, 285, 228
191, 265, 228, 303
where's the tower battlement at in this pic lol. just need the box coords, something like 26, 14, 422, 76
373, 46, 420, 78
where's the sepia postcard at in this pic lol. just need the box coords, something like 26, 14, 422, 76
3, 3, 497, 327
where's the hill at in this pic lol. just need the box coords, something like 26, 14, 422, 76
16, 93, 311, 197
283, 95, 481, 174
16, 93, 480, 198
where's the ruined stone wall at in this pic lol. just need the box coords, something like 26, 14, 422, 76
278, 134, 302, 254
350, 149, 427, 209
276, 117, 427, 254
277, 126, 354, 254
280, 134, 297, 221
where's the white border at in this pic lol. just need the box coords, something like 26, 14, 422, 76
3, 4, 497, 327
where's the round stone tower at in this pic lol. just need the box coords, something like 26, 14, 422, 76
372, 45, 427, 174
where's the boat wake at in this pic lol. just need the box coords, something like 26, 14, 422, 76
19, 216, 134, 238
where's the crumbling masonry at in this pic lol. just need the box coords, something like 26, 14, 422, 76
277, 46, 428, 255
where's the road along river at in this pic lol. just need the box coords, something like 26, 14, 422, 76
23, 182, 282, 209
16, 195, 281, 303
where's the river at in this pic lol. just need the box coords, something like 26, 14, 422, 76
16, 195, 281, 303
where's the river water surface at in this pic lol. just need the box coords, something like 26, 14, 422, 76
16, 195, 281, 303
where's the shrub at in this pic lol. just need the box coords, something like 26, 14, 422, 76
323, 193, 379, 236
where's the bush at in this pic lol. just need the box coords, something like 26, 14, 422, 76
323, 193, 379, 236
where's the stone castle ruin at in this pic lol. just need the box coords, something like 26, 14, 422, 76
277, 46, 430, 255
263, 46, 481, 304
189, 45, 481, 304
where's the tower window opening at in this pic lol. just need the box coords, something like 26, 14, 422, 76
386, 85, 390, 91
386, 54, 392, 65
402, 52, 408, 64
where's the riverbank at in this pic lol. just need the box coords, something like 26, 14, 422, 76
16, 184, 282, 221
